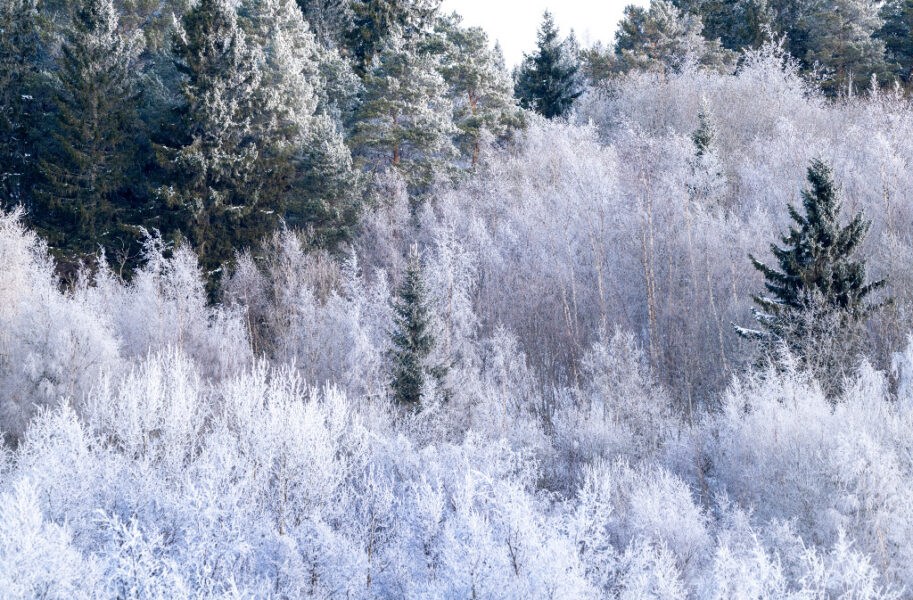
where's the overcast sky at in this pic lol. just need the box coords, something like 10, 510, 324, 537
440, 0, 645, 68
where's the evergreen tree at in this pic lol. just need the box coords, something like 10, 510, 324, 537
688, 105, 726, 204
800, 0, 889, 95
295, 0, 352, 48
162, 0, 266, 276
0, 0, 42, 209
240, 0, 359, 246
613, 0, 735, 75
692, 108, 716, 157
351, 34, 455, 191
389, 246, 440, 406
580, 42, 617, 86
515, 12, 584, 119
673, 0, 773, 51
345, 0, 440, 72
434, 14, 522, 166
877, 0, 913, 84
737, 160, 887, 385
33, 0, 140, 266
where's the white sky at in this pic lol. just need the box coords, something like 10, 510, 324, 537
440, 0, 647, 68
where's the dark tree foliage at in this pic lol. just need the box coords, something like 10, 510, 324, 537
161, 0, 270, 280
515, 12, 583, 119
0, 0, 43, 211
878, 0, 913, 83
32, 0, 140, 270
673, 0, 772, 51
389, 247, 441, 406
345, 0, 440, 72
738, 160, 887, 386
295, 0, 352, 47
692, 109, 715, 157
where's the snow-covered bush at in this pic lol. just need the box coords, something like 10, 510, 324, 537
0, 210, 119, 440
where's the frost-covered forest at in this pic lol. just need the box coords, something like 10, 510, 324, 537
7, 0, 913, 597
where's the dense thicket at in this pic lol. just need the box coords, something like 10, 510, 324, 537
0, 0, 520, 279
9, 0, 913, 596
588, 0, 911, 94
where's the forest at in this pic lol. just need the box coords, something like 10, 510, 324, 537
5, 0, 913, 597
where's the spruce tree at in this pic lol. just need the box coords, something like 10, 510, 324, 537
351, 33, 455, 191
163, 0, 265, 276
32, 0, 140, 267
692, 109, 715, 158
295, 0, 352, 48
688, 106, 725, 204
514, 12, 583, 119
737, 160, 887, 385
434, 14, 522, 166
240, 0, 359, 246
389, 246, 440, 406
0, 0, 42, 209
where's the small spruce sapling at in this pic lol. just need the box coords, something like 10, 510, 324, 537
388, 245, 444, 407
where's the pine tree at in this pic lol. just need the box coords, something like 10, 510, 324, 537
0, 0, 42, 209
33, 0, 140, 266
673, 0, 773, 51
351, 33, 455, 191
613, 0, 735, 75
434, 14, 522, 166
514, 12, 583, 119
737, 160, 887, 385
389, 246, 439, 406
162, 0, 265, 276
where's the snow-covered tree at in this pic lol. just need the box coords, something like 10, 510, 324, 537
738, 159, 887, 388
294, 0, 352, 47
162, 0, 264, 276
434, 13, 521, 166
0, 0, 42, 210
613, 0, 735, 75
878, 0, 913, 83
34, 0, 141, 266
389, 246, 443, 406
346, 0, 441, 72
351, 34, 456, 190
801, 0, 889, 94
514, 11, 583, 119
240, 0, 360, 247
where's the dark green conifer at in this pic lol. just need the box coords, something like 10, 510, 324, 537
346, 0, 439, 72
514, 12, 583, 119
0, 0, 43, 210
33, 0, 139, 267
737, 160, 887, 387
389, 246, 440, 406
878, 0, 913, 84
162, 0, 265, 278
692, 110, 715, 157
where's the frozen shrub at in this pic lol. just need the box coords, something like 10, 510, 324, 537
0, 210, 119, 440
